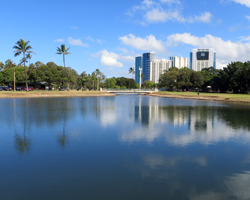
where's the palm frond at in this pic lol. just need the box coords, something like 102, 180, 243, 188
25, 45, 33, 51
26, 50, 35, 54
14, 52, 22, 57
13, 45, 22, 51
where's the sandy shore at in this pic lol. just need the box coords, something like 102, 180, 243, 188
0, 91, 114, 99
147, 92, 250, 104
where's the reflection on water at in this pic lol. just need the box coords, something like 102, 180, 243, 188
0, 96, 250, 200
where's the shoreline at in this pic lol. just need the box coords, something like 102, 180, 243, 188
146, 92, 250, 104
0, 91, 114, 99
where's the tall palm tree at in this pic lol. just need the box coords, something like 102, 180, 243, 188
13, 39, 35, 91
129, 67, 135, 79
96, 69, 101, 91
56, 44, 71, 91
26, 53, 32, 66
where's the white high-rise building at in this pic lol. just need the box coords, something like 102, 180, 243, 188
190, 48, 216, 71
150, 59, 172, 83
169, 56, 189, 69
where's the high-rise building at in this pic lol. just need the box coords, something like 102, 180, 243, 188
190, 48, 216, 71
142, 52, 155, 82
135, 56, 142, 84
169, 56, 189, 69
150, 59, 172, 83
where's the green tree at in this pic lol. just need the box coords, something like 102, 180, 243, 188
27, 63, 37, 82
158, 70, 179, 90
191, 71, 204, 89
56, 44, 71, 91
78, 71, 87, 88
105, 77, 116, 88
13, 39, 35, 91
142, 80, 155, 88
0, 62, 4, 70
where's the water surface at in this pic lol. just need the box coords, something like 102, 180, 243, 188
0, 95, 250, 200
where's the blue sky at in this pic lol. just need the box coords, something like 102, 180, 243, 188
1, 0, 250, 78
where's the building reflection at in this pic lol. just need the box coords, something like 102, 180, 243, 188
134, 96, 214, 132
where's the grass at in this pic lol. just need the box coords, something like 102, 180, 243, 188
157, 91, 250, 102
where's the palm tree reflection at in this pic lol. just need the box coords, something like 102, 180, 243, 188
14, 99, 31, 154
15, 134, 31, 154
57, 121, 67, 148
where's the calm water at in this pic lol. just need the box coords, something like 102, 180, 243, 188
1, 95, 250, 200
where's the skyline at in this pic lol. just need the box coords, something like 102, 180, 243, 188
1, 0, 250, 78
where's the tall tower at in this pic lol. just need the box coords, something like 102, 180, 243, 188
142, 52, 155, 82
190, 48, 216, 71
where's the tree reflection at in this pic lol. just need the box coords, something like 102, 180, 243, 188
57, 101, 68, 149
57, 121, 67, 148
14, 99, 32, 154
15, 134, 31, 154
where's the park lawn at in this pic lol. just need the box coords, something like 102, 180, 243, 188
158, 91, 250, 102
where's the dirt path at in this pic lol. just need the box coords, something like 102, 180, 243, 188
0, 91, 114, 99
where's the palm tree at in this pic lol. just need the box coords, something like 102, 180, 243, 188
26, 53, 32, 66
56, 44, 71, 91
129, 67, 135, 79
13, 39, 35, 91
96, 69, 101, 91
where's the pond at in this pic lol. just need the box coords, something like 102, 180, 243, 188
0, 95, 250, 200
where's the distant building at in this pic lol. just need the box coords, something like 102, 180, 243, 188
135, 56, 142, 84
150, 59, 172, 83
169, 56, 189, 69
190, 48, 216, 71
142, 52, 155, 82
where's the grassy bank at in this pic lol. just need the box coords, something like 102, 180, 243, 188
0, 90, 114, 99
148, 91, 250, 103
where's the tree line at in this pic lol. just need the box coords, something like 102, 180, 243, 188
158, 61, 250, 93
0, 59, 138, 90
0, 39, 138, 90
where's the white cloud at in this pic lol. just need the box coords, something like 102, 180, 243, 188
239, 35, 250, 42
92, 48, 136, 68
231, 0, 250, 7
119, 34, 167, 53
70, 26, 78, 29
86, 36, 95, 42
54, 39, 64, 42
68, 37, 88, 47
145, 9, 212, 23
246, 15, 250, 22
86, 36, 103, 44
93, 50, 124, 68
167, 33, 250, 68
160, 0, 180, 4
117, 47, 130, 53
126, 0, 212, 24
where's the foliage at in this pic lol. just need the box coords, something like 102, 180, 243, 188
158, 62, 250, 93
142, 80, 155, 88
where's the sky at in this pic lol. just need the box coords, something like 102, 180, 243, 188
1, 0, 250, 78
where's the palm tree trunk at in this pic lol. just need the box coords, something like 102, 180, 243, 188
23, 52, 28, 92
63, 54, 70, 91
97, 76, 99, 91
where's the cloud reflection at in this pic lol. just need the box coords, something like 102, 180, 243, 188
225, 171, 250, 200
